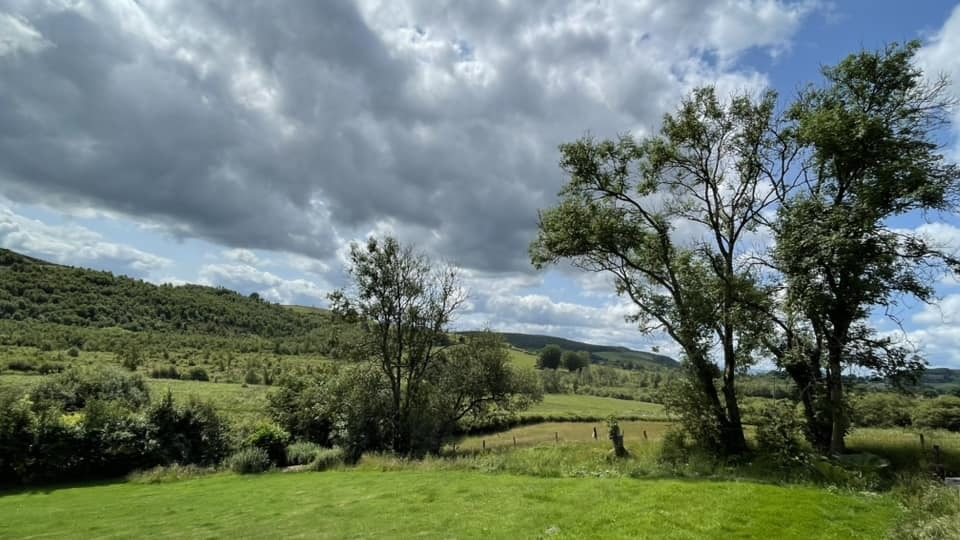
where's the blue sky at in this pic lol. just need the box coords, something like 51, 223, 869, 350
2, 1, 960, 367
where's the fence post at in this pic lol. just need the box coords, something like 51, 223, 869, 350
920, 433, 926, 451
555, 432, 559, 443
482, 439, 486, 452
592, 427, 598, 440
643, 430, 648, 441
934, 445, 946, 481
513, 436, 517, 447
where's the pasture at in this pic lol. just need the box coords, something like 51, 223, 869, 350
0, 470, 899, 539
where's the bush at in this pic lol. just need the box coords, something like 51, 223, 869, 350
226, 447, 271, 474
37, 362, 65, 374
754, 401, 810, 468
186, 367, 209, 381
246, 423, 290, 466
127, 464, 214, 484
851, 393, 914, 428
285, 441, 323, 466
31, 365, 151, 412
309, 447, 344, 472
148, 392, 230, 466
150, 365, 180, 380
66, 347, 80, 358
6, 359, 35, 372
912, 396, 960, 432
244, 369, 261, 385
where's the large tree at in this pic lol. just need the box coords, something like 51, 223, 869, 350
531, 87, 781, 455
771, 41, 960, 453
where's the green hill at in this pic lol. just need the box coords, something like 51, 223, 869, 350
466, 331, 677, 370
0, 248, 326, 337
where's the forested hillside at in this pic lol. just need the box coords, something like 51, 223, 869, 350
473, 331, 678, 369
0, 249, 325, 337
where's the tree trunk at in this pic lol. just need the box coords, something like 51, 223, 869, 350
720, 325, 747, 455
827, 349, 845, 454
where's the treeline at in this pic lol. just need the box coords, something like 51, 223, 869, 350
0, 249, 325, 337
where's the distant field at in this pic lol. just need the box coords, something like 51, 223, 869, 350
456, 420, 670, 451
526, 394, 666, 420
0, 471, 899, 539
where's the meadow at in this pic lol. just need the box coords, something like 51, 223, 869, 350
0, 470, 900, 539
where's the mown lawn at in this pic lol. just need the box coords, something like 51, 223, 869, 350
0, 470, 899, 539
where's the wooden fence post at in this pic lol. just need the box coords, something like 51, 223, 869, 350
593, 427, 598, 440
555, 432, 559, 443
482, 440, 486, 452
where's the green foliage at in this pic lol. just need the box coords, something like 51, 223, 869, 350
891, 477, 960, 539
186, 367, 209, 381
537, 344, 562, 370
246, 423, 290, 466
150, 365, 180, 380
754, 401, 810, 469
327, 237, 539, 458
309, 447, 345, 472
469, 332, 679, 369
912, 396, 960, 431
561, 350, 589, 372
267, 370, 336, 445
851, 392, 915, 427
30, 365, 151, 412
147, 391, 231, 467
285, 441, 323, 466
226, 447, 271, 474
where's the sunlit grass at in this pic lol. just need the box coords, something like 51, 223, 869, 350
0, 471, 900, 539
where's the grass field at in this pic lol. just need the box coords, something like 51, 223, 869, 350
525, 394, 665, 420
0, 470, 900, 539
455, 420, 670, 451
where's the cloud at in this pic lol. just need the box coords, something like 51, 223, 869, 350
198, 261, 330, 306
916, 4, 960, 161
0, 0, 816, 276
0, 205, 172, 274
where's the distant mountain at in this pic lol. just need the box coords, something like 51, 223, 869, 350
466, 331, 678, 370
0, 248, 327, 337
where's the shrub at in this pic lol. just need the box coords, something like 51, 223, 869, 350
912, 396, 960, 432
754, 401, 810, 468
148, 392, 230, 466
246, 423, 290, 466
150, 365, 180, 380
226, 447, 271, 474
37, 362, 65, 374
6, 359, 35, 372
31, 365, 151, 412
244, 369, 261, 385
285, 441, 322, 466
127, 464, 214, 484
851, 393, 914, 428
186, 367, 209, 381
267, 372, 336, 445
66, 347, 80, 358
309, 447, 344, 472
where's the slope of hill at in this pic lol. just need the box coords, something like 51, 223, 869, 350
0, 248, 326, 337
466, 331, 677, 369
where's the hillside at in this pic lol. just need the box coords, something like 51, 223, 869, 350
0, 248, 326, 337
469, 331, 678, 369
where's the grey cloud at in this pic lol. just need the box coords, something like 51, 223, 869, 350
0, 0, 814, 275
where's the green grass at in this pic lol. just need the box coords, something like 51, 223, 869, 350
0, 470, 900, 539
848, 427, 960, 475
526, 393, 666, 420
455, 420, 670, 451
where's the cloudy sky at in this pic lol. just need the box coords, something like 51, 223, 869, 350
2, 1, 960, 366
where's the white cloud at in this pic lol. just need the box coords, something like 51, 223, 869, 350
0, 13, 51, 57
0, 205, 172, 274
198, 262, 329, 306
917, 4, 960, 161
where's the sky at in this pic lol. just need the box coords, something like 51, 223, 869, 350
2, 1, 960, 367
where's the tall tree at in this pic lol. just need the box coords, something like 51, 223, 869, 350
537, 344, 563, 369
328, 236, 466, 455
531, 87, 781, 455
773, 41, 960, 453
328, 236, 541, 456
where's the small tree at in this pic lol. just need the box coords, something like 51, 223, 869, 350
537, 345, 562, 370
561, 350, 589, 372
328, 236, 540, 457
